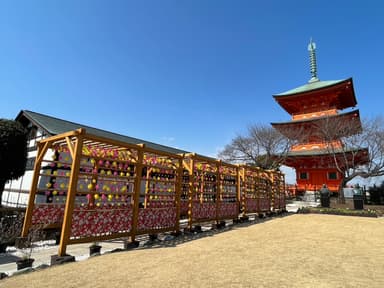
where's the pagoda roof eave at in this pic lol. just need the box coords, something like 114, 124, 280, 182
272, 78, 357, 115
274, 78, 351, 97
282, 147, 369, 168
285, 147, 367, 157
271, 110, 362, 140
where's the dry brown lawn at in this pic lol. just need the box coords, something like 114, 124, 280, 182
2, 214, 384, 288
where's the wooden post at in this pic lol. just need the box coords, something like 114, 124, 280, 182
144, 167, 151, 208
270, 171, 275, 211
58, 131, 84, 257
130, 145, 144, 243
22, 141, 50, 237
174, 158, 183, 233
187, 158, 194, 230
268, 170, 273, 212
281, 173, 286, 209
215, 161, 221, 223
237, 166, 243, 215
256, 169, 261, 213
199, 167, 204, 204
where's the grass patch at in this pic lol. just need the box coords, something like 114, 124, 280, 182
297, 206, 380, 217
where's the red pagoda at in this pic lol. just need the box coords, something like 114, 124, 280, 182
271, 40, 368, 194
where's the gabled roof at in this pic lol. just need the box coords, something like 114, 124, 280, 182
16, 110, 189, 155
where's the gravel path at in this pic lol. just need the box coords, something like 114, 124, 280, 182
2, 214, 384, 288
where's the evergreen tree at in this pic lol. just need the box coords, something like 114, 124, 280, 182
0, 119, 28, 207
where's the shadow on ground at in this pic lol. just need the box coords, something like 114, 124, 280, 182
126, 212, 294, 250
0, 254, 21, 265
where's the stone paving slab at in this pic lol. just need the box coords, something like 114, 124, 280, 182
0, 240, 127, 276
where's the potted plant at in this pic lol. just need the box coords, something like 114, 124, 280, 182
0, 210, 24, 253
15, 224, 43, 270
16, 254, 35, 270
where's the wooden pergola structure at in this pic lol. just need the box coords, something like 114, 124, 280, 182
182, 153, 240, 229
22, 129, 286, 256
238, 166, 285, 214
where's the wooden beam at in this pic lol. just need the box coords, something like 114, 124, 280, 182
79, 132, 145, 153
21, 142, 46, 237
215, 161, 221, 223
65, 136, 75, 159
141, 146, 183, 159
236, 165, 241, 213
187, 158, 194, 230
38, 129, 84, 144
182, 158, 192, 174
67, 231, 133, 245
58, 134, 84, 257
35, 141, 50, 167
174, 158, 183, 233
130, 147, 144, 242
238, 166, 245, 214
144, 167, 151, 208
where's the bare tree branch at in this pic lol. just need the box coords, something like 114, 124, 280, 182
218, 124, 292, 169
314, 115, 384, 201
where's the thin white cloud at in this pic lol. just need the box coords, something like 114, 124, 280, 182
161, 136, 175, 143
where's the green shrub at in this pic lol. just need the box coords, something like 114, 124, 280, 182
297, 207, 378, 217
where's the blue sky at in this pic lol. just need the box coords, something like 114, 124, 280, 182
1, 1, 383, 183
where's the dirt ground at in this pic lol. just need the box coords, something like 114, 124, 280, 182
2, 214, 384, 288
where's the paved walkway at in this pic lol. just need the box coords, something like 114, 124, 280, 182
0, 239, 128, 276
286, 200, 319, 212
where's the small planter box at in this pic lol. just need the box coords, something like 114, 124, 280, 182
89, 245, 102, 256
16, 258, 34, 270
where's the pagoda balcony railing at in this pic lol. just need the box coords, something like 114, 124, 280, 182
291, 141, 342, 151
292, 108, 338, 121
